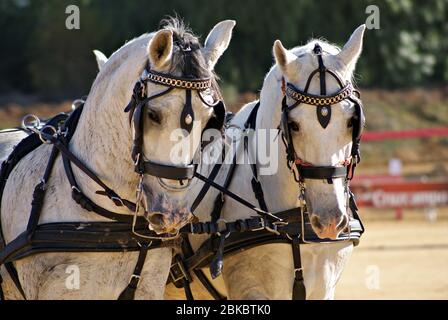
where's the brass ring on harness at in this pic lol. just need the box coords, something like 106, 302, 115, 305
21, 114, 41, 131
38, 125, 57, 145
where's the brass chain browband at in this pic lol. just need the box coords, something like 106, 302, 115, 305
286, 82, 353, 106
142, 69, 212, 91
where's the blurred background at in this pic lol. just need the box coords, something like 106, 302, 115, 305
0, 0, 447, 299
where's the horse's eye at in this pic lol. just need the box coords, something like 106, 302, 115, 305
289, 122, 300, 132
148, 109, 161, 124
347, 118, 354, 128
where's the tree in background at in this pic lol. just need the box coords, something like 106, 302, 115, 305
0, 0, 446, 99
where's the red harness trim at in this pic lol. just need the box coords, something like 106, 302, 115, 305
294, 156, 352, 168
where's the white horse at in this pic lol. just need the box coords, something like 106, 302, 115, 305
165, 25, 366, 300
0, 18, 235, 299
0, 131, 28, 161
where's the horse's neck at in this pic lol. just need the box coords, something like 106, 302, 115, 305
256, 67, 300, 211
68, 39, 149, 208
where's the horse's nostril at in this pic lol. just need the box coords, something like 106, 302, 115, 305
148, 213, 165, 227
310, 215, 323, 231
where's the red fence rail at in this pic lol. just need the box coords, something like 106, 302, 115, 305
362, 127, 448, 141
351, 177, 448, 209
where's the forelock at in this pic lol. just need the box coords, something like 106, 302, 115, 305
158, 16, 222, 99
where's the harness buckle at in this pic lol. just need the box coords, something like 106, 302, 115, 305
265, 224, 280, 235
110, 196, 125, 207
252, 218, 266, 232
129, 274, 141, 286
169, 256, 191, 287
294, 268, 304, 279
39, 179, 47, 190
252, 219, 281, 235
134, 153, 141, 167
215, 218, 228, 237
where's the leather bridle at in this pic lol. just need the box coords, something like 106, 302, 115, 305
124, 67, 226, 181
280, 43, 365, 193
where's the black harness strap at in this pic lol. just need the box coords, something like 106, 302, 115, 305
298, 166, 348, 180
0, 222, 171, 265
194, 144, 240, 281
26, 145, 59, 234
292, 237, 306, 300
3, 143, 61, 300
0, 113, 69, 300
43, 107, 144, 224
140, 160, 195, 181
4, 263, 26, 299
194, 172, 282, 222
245, 102, 269, 212
315, 45, 331, 129
173, 253, 194, 300
118, 245, 149, 300
244, 102, 306, 300
177, 108, 255, 298
58, 139, 137, 213
190, 162, 223, 214
175, 210, 363, 288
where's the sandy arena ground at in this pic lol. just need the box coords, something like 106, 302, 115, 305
335, 209, 448, 299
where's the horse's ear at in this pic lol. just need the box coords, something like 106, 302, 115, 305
93, 50, 108, 71
148, 29, 174, 70
273, 40, 298, 77
336, 24, 366, 73
203, 20, 236, 70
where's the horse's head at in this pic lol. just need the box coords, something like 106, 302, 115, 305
273, 25, 365, 239
134, 19, 235, 234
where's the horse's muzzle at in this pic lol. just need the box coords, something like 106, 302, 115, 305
140, 184, 192, 234
310, 213, 349, 240
146, 210, 193, 234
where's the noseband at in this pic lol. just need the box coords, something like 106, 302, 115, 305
280, 43, 365, 185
